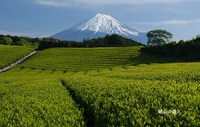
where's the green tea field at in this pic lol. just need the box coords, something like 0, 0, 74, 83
0, 45, 199, 126
0, 45, 34, 69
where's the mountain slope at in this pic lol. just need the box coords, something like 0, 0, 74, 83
51, 13, 147, 44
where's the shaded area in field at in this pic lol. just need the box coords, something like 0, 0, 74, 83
60, 79, 94, 127
122, 51, 185, 66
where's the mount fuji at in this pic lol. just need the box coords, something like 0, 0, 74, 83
51, 13, 147, 44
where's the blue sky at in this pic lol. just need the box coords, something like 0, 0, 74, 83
0, 0, 200, 42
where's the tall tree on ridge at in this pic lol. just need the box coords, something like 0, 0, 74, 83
147, 29, 173, 46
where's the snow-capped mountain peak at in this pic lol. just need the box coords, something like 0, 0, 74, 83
74, 13, 139, 36
51, 13, 147, 44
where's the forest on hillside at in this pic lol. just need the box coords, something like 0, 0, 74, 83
38, 34, 144, 50
0, 34, 143, 48
0, 34, 42, 46
142, 39, 200, 61
1, 32, 200, 61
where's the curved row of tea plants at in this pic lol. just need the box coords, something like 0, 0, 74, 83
61, 62, 200, 126
18, 46, 172, 72
0, 74, 85, 126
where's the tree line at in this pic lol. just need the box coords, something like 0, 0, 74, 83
0, 34, 41, 46
142, 29, 200, 61
2, 30, 200, 61
38, 34, 144, 50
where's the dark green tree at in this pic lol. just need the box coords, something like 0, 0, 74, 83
147, 29, 173, 46
178, 39, 185, 44
16, 38, 31, 46
2, 36, 13, 45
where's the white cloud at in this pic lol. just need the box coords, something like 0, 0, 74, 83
78, 0, 182, 5
34, 0, 183, 6
161, 19, 200, 25
190, 19, 200, 23
161, 20, 188, 25
129, 19, 200, 25
0, 30, 51, 38
35, 0, 71, 6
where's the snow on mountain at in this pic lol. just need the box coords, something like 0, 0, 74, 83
75, 13, 138, 35
51, 13, 147, 44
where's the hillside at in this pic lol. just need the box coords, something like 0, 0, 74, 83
0, 46, 200, 126
18, 46, 175, 72
0, 45, 34, 69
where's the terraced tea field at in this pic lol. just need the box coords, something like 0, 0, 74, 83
0, 45, 200, 126
18, 46, 172, 72
0, 45, 34, 69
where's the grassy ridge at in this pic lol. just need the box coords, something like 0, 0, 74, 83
18, 46, 173, 72
0, 46, 200, 126
0, 45, 34, 69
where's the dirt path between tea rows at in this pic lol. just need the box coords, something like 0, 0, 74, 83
0, 50, 39, 73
